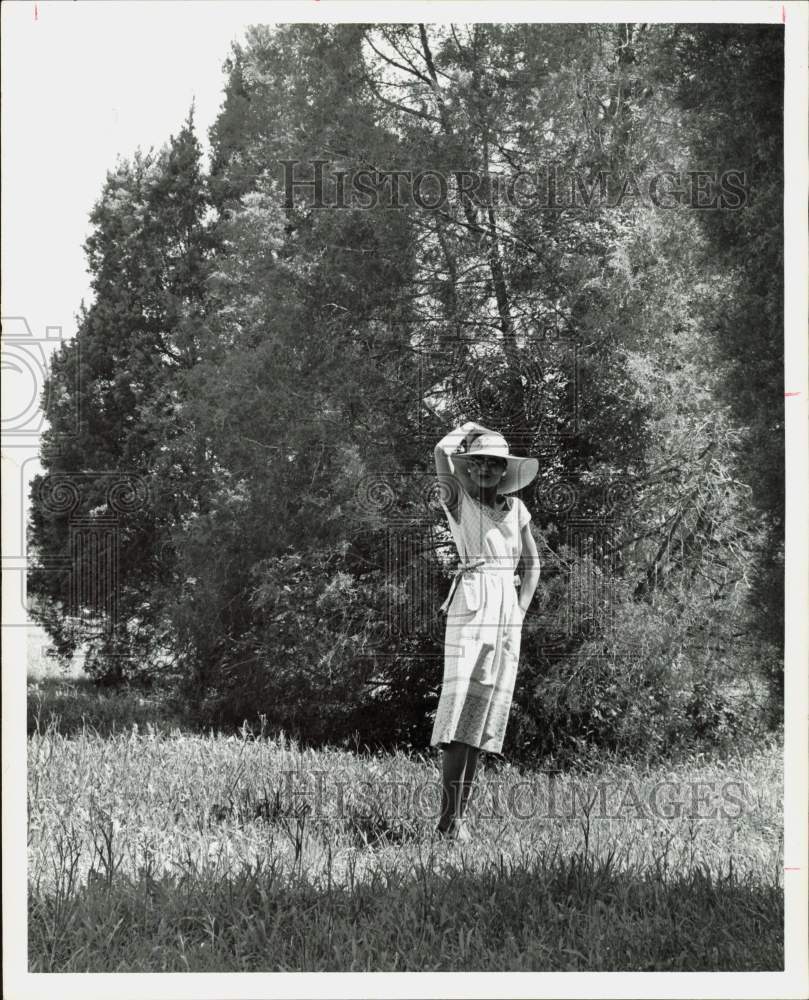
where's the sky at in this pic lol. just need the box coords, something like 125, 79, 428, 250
0, 0, 288, 638
1, 1, 268, 342
2, 4, 807, 996
1, 0, 787, 344
0, 0, 795, 555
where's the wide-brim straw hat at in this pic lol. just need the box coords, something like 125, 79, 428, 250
451, 432, 538, 494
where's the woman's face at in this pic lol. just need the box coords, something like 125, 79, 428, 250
466, 455, 507, 488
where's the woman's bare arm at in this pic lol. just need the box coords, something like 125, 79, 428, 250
434, 421, 485, 516
518, 525, 541, 614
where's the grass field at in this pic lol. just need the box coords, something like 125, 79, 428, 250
28, 694, 784, 973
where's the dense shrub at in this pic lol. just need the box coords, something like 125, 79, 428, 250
508, 580, 768, 767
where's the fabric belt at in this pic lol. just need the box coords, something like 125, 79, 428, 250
439, 559, 514, 615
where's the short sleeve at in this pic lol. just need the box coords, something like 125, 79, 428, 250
516, 498, 532, 529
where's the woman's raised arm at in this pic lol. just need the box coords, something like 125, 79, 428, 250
434, 420, 489, 515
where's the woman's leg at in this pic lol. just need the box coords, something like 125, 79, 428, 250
458, 745, 481, 820
437, 741, 468, 832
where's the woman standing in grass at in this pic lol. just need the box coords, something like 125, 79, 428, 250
432, 420, 540, 841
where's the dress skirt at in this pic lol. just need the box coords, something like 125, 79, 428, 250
430, 566, 525, 754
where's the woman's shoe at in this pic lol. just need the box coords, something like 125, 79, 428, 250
434, 819, 471, 843
453, 819, 472, 843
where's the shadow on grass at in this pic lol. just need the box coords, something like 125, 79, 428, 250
29, 848, 783, 972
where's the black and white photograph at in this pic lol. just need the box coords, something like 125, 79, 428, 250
2, 2, 807, 997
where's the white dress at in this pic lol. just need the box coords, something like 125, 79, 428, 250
430, 484, 532, 754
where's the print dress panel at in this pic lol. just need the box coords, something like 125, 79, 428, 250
430, 484, 532, 754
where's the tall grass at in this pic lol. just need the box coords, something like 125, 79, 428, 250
27, 676, 187, 738
28, 718, 783, 972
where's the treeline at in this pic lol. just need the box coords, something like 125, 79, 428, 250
29, 23, 783, 764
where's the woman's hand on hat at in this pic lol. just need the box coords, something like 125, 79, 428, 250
451, 420, 498, 455
463, 422, 498, 448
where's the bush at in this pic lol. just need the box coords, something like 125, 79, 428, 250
507, 580, 769, 768
191, 547, 436, 750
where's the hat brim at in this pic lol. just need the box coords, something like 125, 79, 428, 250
452, 453, 539, 494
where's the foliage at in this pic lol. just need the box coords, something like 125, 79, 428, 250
28, 110, 217, 684
667, 25, 785, 677
28, 24, 783, 754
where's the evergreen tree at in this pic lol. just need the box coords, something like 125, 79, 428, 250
662, 24, 785, 707
29, 111, 215, 683
28, 25, 782, 756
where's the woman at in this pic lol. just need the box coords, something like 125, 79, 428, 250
432, 420, 540, 841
